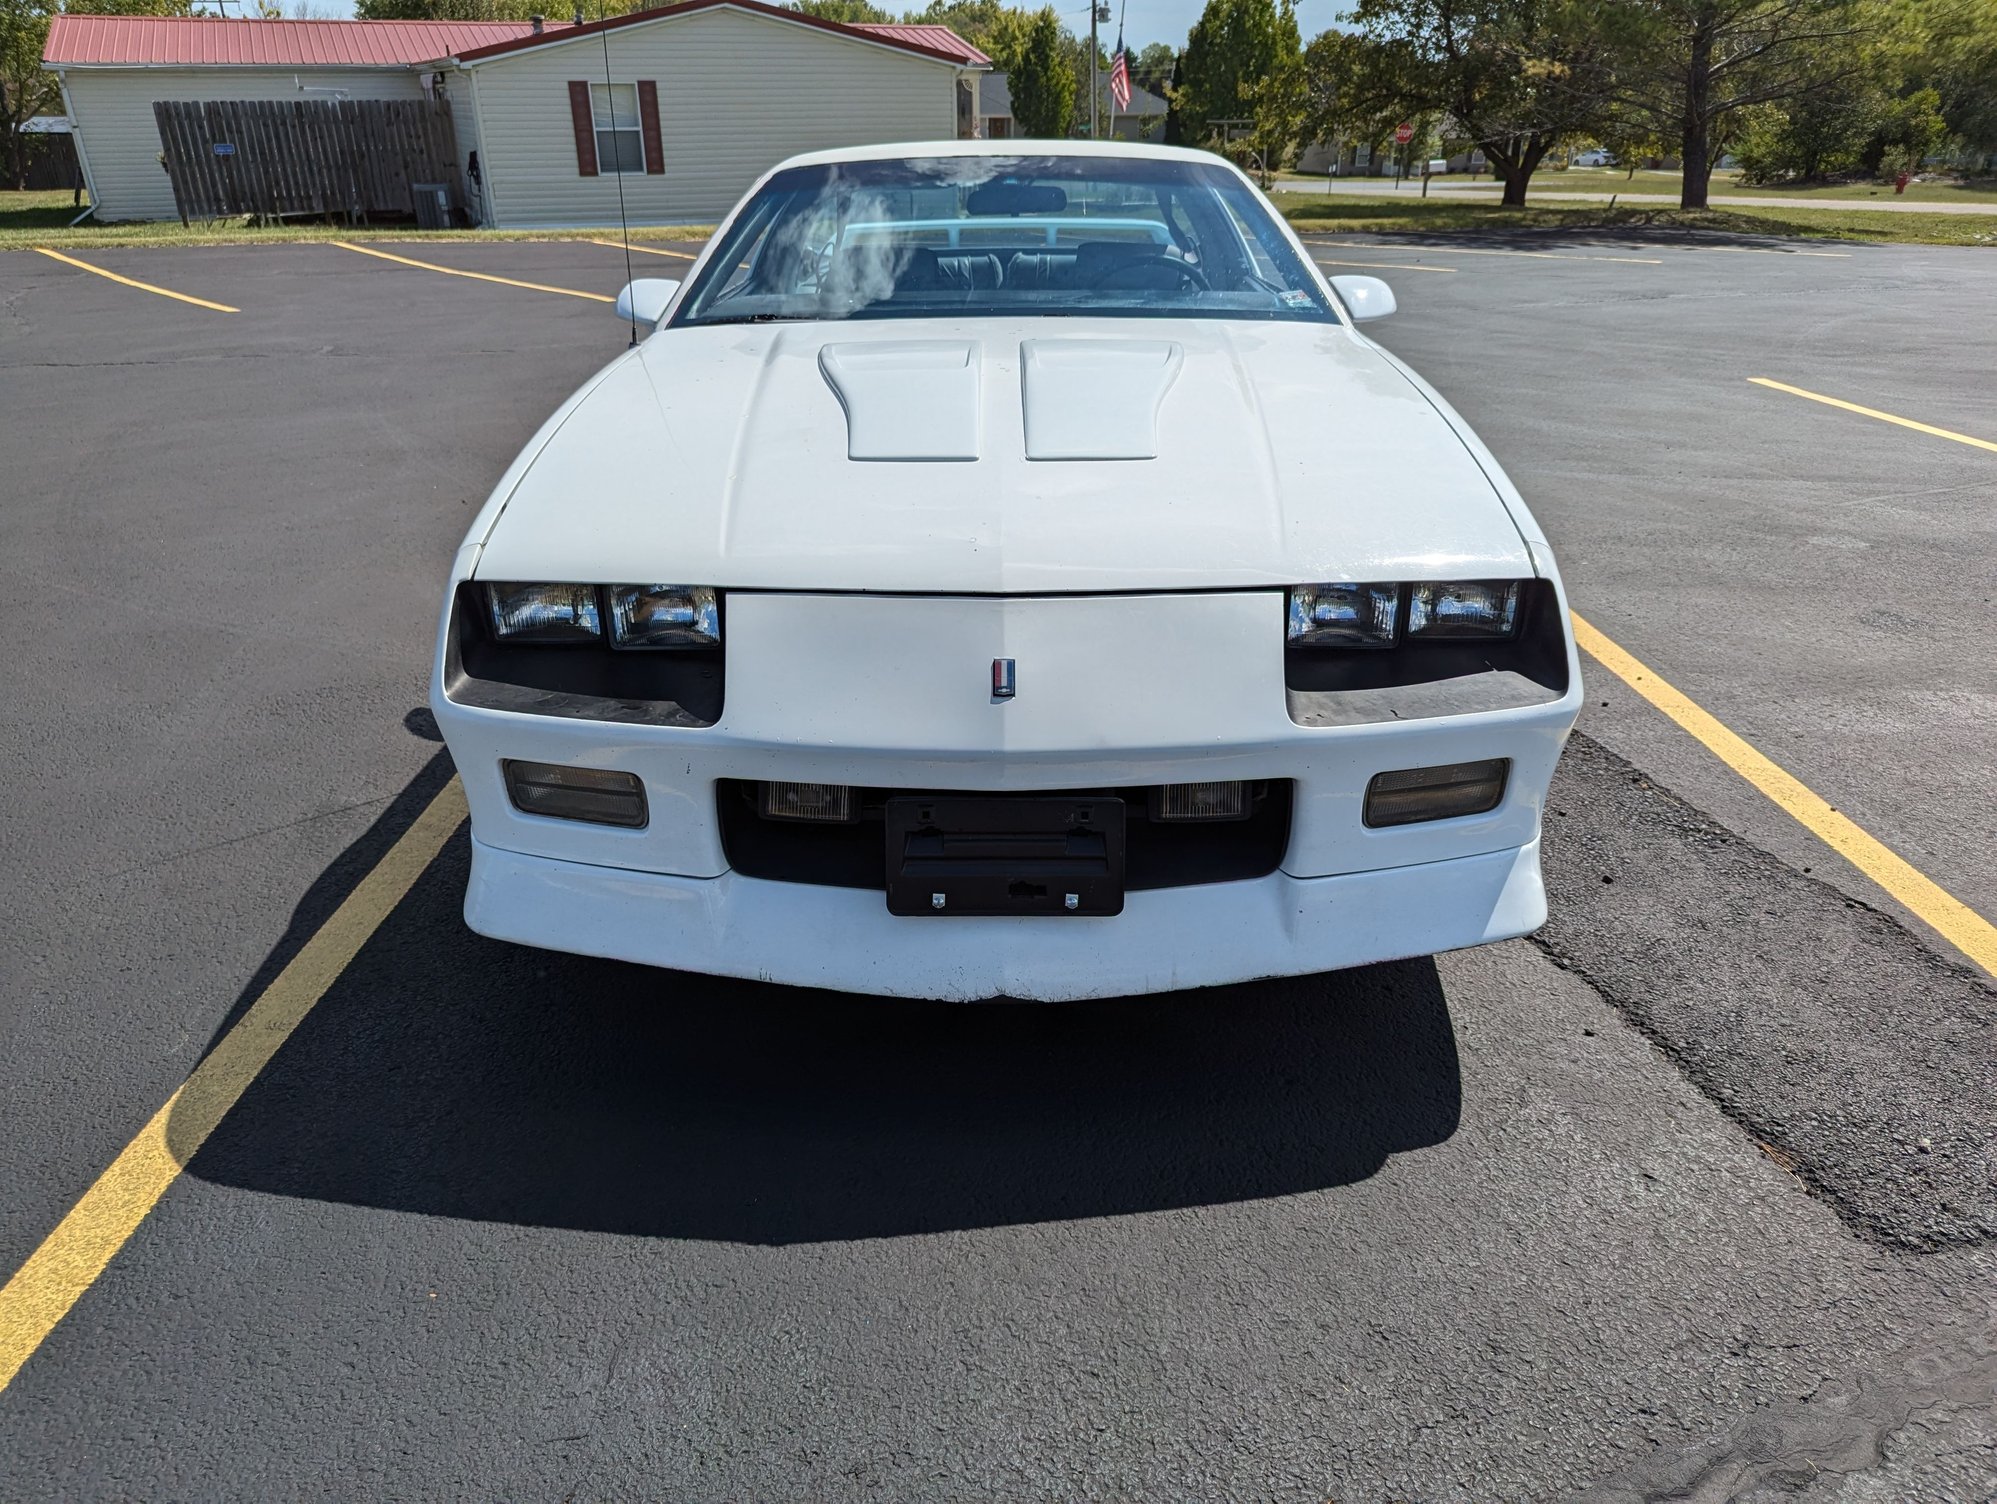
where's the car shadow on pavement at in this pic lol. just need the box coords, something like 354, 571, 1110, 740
171, 766, 1464, 1244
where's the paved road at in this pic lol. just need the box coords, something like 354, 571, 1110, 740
1, 233, 1992, 1499
1277, 178, 1997, 214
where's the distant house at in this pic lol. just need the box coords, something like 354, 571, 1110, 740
976, 72, 1167, 142
43, 3, 988, 227
7, 115, 81, 192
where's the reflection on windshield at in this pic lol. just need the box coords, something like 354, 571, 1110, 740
674, 155, 1337, 328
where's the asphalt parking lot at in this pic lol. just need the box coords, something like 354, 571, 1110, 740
2, 230, 1994, 1500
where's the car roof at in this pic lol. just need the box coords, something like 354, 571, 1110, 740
770, 140, 1237, 172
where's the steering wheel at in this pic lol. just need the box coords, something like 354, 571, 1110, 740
1088, 253, 1210, 290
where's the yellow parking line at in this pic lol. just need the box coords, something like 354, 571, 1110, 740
31, 247, 238, 313
1748, 378, 1997, 454
588, 238, 699, 260
0, 779, 467, 1394
1313, 256, 1457, 274
335, 242, 614, 302
1573, 613, 1996, 977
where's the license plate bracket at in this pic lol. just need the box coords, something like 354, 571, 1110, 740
885, 796, 1125, 916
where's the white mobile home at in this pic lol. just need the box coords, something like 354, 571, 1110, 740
44, 5, 988, 227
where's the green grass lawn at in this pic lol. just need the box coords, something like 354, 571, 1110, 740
1553, 167, 1997, 204
1712, 175, 1997, 205
9, 182, 1995, 255
0, 190, 714, 251
1279, 194, 1997, 246
1281, 168, 1997, 206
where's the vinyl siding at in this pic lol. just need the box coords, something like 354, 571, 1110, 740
433, 69, 484, 224
59, 66, 426, 222
463, 6, 960, 229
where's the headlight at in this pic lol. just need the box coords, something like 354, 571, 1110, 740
1286, 583, 1398, 648
480, 583, 723, 648
486, 582, 602, 643
608, 585, 720, 649
1408, 581, 1520, 638
1287, 580, 1525, 646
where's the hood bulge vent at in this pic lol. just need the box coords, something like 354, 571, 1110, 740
819, 341, 982, 461
1021, 339, 1184, 461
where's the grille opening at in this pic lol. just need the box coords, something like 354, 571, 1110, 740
719, 780, 1292, 892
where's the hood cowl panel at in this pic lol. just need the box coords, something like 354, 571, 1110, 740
473, 317, 1532, 593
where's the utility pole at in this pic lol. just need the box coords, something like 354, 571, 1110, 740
1089, 1, 1099, 140
1088, 2, 1110, 138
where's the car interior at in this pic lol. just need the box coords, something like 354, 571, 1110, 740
823, 240, 1202, 299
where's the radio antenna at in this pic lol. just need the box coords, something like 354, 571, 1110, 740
599, 9, 639, 347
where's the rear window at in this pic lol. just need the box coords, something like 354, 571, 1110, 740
672, 154, 1337, 328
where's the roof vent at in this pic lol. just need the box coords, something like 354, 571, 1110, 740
530, 12, 545, 31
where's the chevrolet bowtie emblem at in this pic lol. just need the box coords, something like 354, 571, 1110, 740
991, 658, 1016, 699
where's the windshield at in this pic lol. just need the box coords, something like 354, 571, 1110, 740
671, 154, 1338, 328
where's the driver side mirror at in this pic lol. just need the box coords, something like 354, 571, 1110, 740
615, 277, 681, 327
1328, 274, 1396, 322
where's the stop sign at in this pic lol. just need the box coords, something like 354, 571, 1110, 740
1394, 122, 1415, 145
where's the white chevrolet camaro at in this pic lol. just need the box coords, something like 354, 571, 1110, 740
430, 140, 1583, 1001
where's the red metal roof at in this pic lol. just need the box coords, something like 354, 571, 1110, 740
851, 24, 989, 66
43, 16, 569, 70
453, 0, 986, 67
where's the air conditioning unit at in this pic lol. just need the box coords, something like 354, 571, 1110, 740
412, 182, 450, 230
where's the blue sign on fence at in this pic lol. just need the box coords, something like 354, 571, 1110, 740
212, 142, 236, 157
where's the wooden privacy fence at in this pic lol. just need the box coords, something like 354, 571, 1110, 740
153, 98, 459, 225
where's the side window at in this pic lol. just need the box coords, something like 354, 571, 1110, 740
591, 83, 643, 174
1216, 193, 1282, 281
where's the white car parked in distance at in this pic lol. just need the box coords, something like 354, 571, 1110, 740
430, 140, 1584, 1001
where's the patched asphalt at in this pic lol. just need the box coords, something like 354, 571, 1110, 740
2, 234, 1994, 1500
1540, 734, 1997, 1251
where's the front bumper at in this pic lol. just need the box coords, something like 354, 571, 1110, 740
465, 834, 1548, 1001
435, 587, 1582, 996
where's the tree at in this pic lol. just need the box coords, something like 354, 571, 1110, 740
1853, 0, 1994, 165
790, 0, 894, 21
1131, 40, 1175, 95
1600, 0, 1866, 207
1007, 5, 1074, 136
1311, 0, 1619, 204
1731, 76, 1874, 178
1163, 47, 1186, 140
358, 0, 648, 19
5, 0, 196, 190
1174, 0, 1303, 166
902, 0, 1032, 66
2, 0, 59, 190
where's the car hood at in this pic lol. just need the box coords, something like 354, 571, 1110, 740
472, 316, 1533, 593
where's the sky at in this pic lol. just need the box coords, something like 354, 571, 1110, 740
1094, 0, 1342, 53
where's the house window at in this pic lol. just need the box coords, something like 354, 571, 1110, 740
591, 83, 644, 173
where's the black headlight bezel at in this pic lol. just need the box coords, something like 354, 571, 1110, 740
447, 583, 725, 727
1284, 578, 1567, 697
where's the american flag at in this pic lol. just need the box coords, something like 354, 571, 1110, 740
1108, 27, 1131, 112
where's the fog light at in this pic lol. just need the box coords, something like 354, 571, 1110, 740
1153, 781, 1249, 821
504, 760, 647, 827
760, 781, 854, 823
1364, 759, 1509, 828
